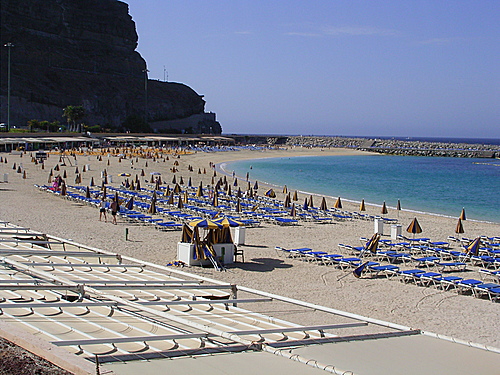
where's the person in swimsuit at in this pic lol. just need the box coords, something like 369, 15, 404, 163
99, 197, 107, 222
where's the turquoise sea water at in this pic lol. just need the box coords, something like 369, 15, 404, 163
223, 155, 500, 223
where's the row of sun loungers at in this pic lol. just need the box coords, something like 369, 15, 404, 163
275, 242, 500, 302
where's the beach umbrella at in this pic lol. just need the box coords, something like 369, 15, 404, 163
227, 184, 232, 196
167, 193, 174, 205
141, 169, 145, 177
265, 188, 276, 198
173, 183, 181, 194
16, 166, 21, 174
179, 176, 184, 185
254, 181, 259, 190
75, 166, 79, 174
460, 208, 466, 221
118, 173, 131, 177
183, 191, 189, 204
148, 198, 157, 214
212, 193, 219, 207
406, 217, 422, 237
290, 203, 296, 217
293, 190, 298, 201
203, 168, 206, 174
381, 201, 388, 215
60, 182, 67, 196
22, 170, 27, 179
136, 179, 141, 190
237, 187, 242, 198
214, 217, 242, 227
48, 172, 52, 184
211, 176, 215, 185
364, 233, 380, 255
107, 159, 110, 166
352, 261, 370, 278
465, 237, 481, 256
359, 199, 366, 212
319, 197, 328, 211
283, 185, 288, 194
125, 196, 134, 210
196, 183, 203, 197
303, 197, 309, 210
236, 198, 242, 213
284, 194, 291, 208
455, 218, 465, 235
145, 161, 148, 168
177, 196, 184, 209
247, 181, 251, 191
198, 168, 202, 174
188, 177, 192, 187
85, 186, 91, 199
213, 170, 217, 177
181, 224, 193, 243
172, 175, 177, 184
188, 219, 222, 229
334, 197, 342, 209
63, 170, 67, 179
308, 195, 314, 208
233, 178, 238, 187
41, 162, 44, 170
397, 199, 401, 218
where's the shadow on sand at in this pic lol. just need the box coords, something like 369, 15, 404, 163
227, 257, 292, 272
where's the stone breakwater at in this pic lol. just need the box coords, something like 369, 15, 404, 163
282, 136, 499, 158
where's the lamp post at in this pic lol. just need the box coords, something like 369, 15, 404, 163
4, 42, 14, 132
142, 68, 149, 125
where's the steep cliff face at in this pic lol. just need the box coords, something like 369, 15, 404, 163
0, 0, 216, 132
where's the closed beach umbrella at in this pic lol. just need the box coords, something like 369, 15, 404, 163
233, 178, 238, 187
148, 198, 156, 214
227, 185, 232, 196
290, 203, 296, 217
293, 191, 298, 201
183, 191, 189, 204
179, 176, 184, 185
397, 199, 401, 211
188, 177, 192, 187
308, 195, 314, 208
141, 169, 145, 177
167, 193, 174, 205
303, 197, 309, 210
406, 217, 422, 237
173, 183, 181, 194
334, 197, 342, 209
254, 181, 259, 190
177, 196, 184, 209
319, 197, 328, 211
381, 201, 388, 215
212, 193, 219, 207
172, 175, 177, 184
283, 185, 288, 194
455, 218, 465, 235
85, 186, 91, 199
236, 198, 242, 213
465, 237, 481, 256
63, 170, 67, 179
125, 196, 134, 210
196, 183, 203, 197
75, 166, 79, 174
359, 199, 366, 212
284, 194, 291, 208
136, 179, 141, 190
60, 182, 67, 196
460, 208, 466, 221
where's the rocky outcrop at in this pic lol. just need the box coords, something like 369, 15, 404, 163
0, 0, 219, 133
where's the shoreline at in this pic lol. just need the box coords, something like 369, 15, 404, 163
220, 153, 500, 225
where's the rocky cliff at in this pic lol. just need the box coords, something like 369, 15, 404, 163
0, 0, 221, 133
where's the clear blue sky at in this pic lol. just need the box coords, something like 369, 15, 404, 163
125, 0, 500, 138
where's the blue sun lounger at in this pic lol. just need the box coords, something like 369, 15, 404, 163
367, 264, 399, 278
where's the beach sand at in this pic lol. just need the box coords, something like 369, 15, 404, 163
0, 146, 499, 348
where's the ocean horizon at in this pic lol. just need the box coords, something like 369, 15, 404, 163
223, 154, 500, 224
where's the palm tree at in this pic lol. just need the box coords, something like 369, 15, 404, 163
63, 105, 85, 132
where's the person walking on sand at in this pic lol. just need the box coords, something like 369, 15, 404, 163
110, 199, 119, 225
99, 197, 107, 222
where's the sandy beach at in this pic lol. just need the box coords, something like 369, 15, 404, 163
0, 146, 499, 348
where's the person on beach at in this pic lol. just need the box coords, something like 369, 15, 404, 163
110, 199, 119, 225
99, 197, 107, 222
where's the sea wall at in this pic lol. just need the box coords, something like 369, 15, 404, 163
284, 136, 500, 158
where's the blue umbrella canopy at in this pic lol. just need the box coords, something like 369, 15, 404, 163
214, 217, 243, 227
465, 237, 481, 256
188, 219, 222, 229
